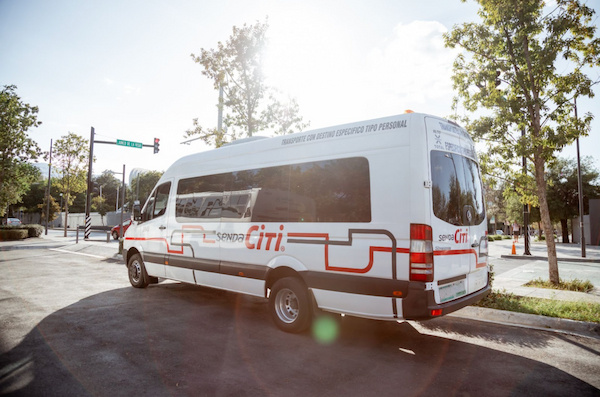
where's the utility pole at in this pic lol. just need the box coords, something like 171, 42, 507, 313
44, 139, 52, 235
575, 97, 586, 257
522, 127, 531, 255
84, 130, 158, 239
85, 127, 94, 239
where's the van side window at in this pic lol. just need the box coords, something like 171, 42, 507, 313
143, 182, 171, 221
289, 158, 370, 222
176, 174, 230, 222
175, 157, 371, 223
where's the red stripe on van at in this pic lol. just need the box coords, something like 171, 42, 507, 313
434, 249, 487, 268
125, 225, 215, 255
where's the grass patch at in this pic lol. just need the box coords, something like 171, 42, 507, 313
475, 291, 600, 323
524, 277, 594, 293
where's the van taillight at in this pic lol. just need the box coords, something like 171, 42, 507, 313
410, 224, 433, 282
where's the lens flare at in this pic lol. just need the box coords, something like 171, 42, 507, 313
312, 316, 339, 345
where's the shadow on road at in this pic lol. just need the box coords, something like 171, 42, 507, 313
1, 283, 597, 396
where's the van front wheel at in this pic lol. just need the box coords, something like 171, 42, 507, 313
128, 253, 149, 288
269, 277, 311, 333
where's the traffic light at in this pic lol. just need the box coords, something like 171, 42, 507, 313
153, 138, 160, 154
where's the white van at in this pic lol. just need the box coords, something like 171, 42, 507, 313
123, 112, 490, 332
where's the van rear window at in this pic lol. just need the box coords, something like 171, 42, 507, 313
175, 157, 371, 223
430, 151, 485, 226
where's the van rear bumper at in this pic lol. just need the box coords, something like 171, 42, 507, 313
402, 282, 491, 320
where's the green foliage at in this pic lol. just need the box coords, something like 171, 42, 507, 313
0, 228, 28, 240
475, 291, 600, 323
53, 133, 89, 234
20, 181, 46, 213
25, 224, 43, 237
524, 277, 594, 292
444, 0, 600, 284
546, 156, 600, 222
0, 85, 43, 216
92, 195, 109, 218
187, 19, 308, 147
94, 170, 123, 212
0, 224, 44, 240
128, 171, 163, 208
37, 194, 60, 223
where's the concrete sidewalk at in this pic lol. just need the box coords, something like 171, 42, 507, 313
489, 238, 600, 304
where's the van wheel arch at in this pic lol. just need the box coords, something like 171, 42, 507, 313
125, 249, 158, 285
265, 266, 306, 296
126, 247, 140, 265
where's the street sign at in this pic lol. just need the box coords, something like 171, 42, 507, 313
116, 139, 143, 149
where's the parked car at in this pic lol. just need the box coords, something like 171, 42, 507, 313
111, 219, 132, 240
3, 218, 22, 226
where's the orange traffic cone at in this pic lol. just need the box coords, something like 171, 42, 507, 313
511, 242, 516, 255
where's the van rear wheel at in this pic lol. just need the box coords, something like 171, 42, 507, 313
128, 253, 149, 288
270, 277, 312, 333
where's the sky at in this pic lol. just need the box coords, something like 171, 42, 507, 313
1, 0, 599, 185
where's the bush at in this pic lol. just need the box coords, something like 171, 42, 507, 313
25, 224, 44, 237
0, 224, 44, 240
0, 228, 29, 240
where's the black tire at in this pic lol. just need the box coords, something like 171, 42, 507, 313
269, 277, 312, 333
128, 253, 149, 288
112, 231, 119, 240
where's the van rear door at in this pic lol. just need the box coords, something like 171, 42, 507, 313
425, 118, 487, 303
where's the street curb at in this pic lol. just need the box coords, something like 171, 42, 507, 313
500, 254, 600, 263
450, 306, 600, 339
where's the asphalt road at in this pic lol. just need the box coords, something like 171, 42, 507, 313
1, 240, 599, 396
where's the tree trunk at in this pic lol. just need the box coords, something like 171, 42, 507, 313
560, 219, 569, 243
533, 154, 559, 284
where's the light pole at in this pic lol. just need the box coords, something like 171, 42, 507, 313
108, 166, 127, 240
45, 139, 52, 235
522, 127, 531, 255
574, 97, 586, 257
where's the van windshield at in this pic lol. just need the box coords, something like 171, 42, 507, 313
430, 150, 485, 226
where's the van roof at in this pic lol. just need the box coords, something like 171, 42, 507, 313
162, 112, 462, 181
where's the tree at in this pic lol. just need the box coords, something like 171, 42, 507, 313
38, 195, 60, 224
53, 133, 89, 236
128, 171, 163, 209
92, 195, 110, 225
94, 170, 122, 212
186, 19, 308, 147
444, 0, 600, 284
264, 93, 309, 136
0, 85, 43, 217
546, 156, 600, 242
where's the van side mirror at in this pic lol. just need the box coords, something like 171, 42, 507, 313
133, 202, 142, 222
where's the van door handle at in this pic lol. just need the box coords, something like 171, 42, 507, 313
159, 226, 166, 230
471, 242, 479, 248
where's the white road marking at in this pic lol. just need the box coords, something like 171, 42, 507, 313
49, 248, 105, 259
